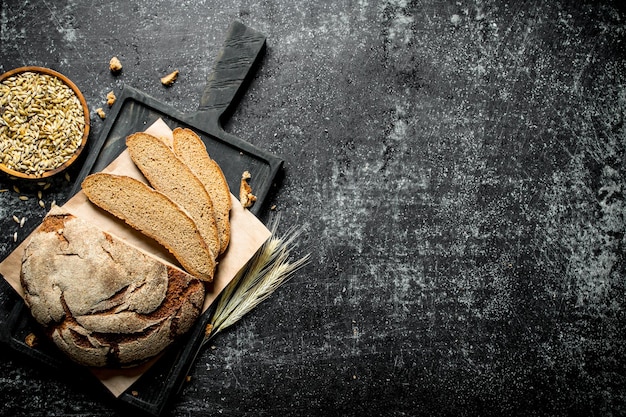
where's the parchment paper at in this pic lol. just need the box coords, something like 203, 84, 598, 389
0, 119, 271, 397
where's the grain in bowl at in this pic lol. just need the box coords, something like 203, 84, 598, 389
0, 67, 89, 179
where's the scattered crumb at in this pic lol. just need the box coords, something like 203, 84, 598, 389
109, 56, 122, 73
185, 375, 192, 383
106, 91, 116, 107
96, 108, 106, 119
204, 323, 213, 338
131, 390, 139, 397
270, 204, 277, 211
239, 170, 257, 208
160, 70, 179, 86
25, 333, 38, 348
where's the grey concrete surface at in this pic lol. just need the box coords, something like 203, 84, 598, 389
1, 1, 625, 416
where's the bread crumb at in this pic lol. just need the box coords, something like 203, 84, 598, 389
131, 390, 139, 397
270, 204, 277, 211
96, 108, 106, 119
109, 56, 122, 72
239, 171, 256, 208
161, 70, 179, 86
106, 91, 116, 107
25, 333, 37, 347
204, 323, 213, 338
185, 375, 192, 383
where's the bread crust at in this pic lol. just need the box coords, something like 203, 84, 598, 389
20, 206, 205, 367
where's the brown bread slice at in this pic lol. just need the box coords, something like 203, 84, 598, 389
172, 127, 231, 254
81, 173, 215, 282
126, 132, 220, 259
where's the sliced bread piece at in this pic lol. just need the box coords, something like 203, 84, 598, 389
172, 127, 231, 254
81, 173, 216, 282
126, 132, 220, 259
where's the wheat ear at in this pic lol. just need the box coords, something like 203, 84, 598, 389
203, 215, 310, 344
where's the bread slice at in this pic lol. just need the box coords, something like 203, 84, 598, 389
126, 132, 220, 259
81, 173, 215, 282
172, 127, 231, 254
21, 206, 205, 367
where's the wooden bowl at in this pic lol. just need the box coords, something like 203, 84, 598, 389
0, 66, 90, 180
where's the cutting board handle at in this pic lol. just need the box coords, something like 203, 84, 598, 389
197, 21, 266, 128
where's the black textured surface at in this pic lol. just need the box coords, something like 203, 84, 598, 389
1, 1, 625, 416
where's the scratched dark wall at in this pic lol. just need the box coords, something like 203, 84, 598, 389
0, 0, 625, 416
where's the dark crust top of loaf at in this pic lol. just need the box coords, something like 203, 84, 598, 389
75, 266, 203, 367
20, 208, 206, 368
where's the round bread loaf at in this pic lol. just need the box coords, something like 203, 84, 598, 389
20, 206, 205, 368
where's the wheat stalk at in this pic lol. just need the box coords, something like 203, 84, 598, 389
203, 215, 310, 344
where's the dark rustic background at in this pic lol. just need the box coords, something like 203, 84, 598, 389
1, 0, 625, 416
